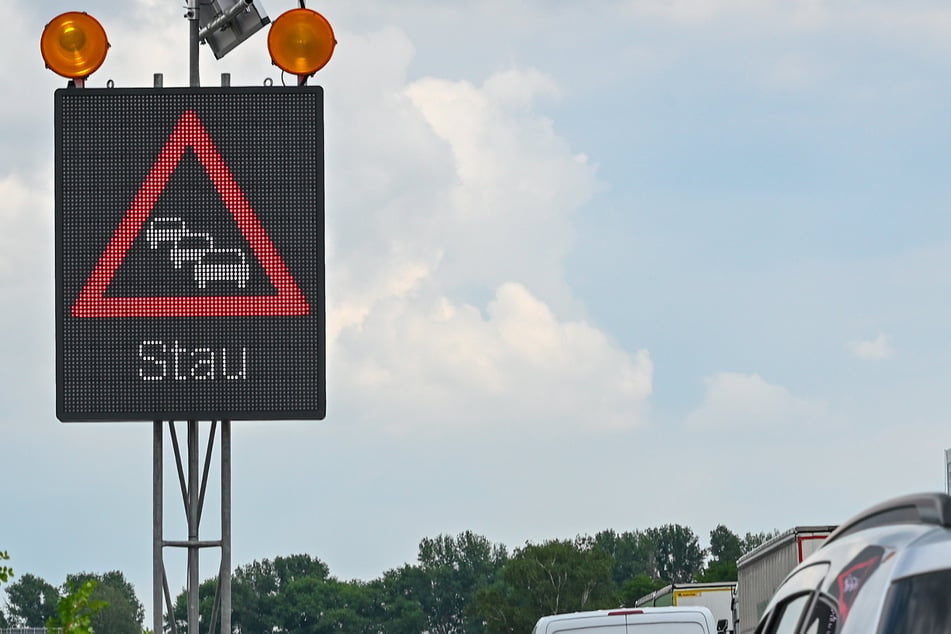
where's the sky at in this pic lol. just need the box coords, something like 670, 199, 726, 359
4, 0, 951, 624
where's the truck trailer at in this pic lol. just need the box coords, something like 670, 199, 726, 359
635, 582, 735, 633
733, 525, 836, 634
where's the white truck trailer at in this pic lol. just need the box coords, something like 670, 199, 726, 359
733, 525, 836, 634
635, 582, 735, 633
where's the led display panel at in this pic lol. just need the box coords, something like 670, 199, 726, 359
55, 87, 325, 421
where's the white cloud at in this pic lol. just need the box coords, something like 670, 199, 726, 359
0, 171, 53, 279
849, 333, 894, 361
404, 70, 599, 311
686, 372, 830, 432
313, 28, 648, 434
333, 282, 653, 433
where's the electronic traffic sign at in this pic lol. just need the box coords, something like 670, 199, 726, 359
55, 86, 325, 421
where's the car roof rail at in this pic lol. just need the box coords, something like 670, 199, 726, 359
823, 492, 951, 546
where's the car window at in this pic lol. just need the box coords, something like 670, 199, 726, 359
757, 562, 831, 634
876, 568, 951, 634
761, 594, 811, 634
801, 596, 838, 634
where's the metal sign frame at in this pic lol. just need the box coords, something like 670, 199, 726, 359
54, 86, 326, 422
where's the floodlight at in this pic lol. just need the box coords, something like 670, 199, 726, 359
199, 0, 270, 59
41, 12, 109, 79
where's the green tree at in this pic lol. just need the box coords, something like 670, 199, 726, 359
0, 549, 12, 628
709, 525, 744, 563
273, 553, 330, 589
590, 529, 658, 586
47, 578, 107, 634
618, 573, 667, 607
219, 553, 334, 633
170, 576, 219, 633
645, 524, 705, 583
274, 576, 377, 634
66, 570, 144, 634
697, 525, 744, 582
372, 565, 429, 634
232, 557, 279, 632
742, 530, 779, 554
5, 572, 60, 627
471, 538, 616, 634
416, 531, 508, 634
0, 550, 12, 584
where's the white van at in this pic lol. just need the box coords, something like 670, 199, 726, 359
532, 606, 721, 634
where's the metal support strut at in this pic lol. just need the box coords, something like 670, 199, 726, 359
153, 420, 232, 634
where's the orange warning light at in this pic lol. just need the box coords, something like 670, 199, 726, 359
41, 12, 109, 79
267, 8, 336, 77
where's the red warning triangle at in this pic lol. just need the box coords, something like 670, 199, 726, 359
71, 110, 310, 318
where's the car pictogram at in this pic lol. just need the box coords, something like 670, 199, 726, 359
170, 231, 214, 269
194, 248, 250, 288
145, 216, 187, 249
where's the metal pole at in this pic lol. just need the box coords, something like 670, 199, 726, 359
151, 71, 166, 634
188, 421, 199, 634
153, 421, 164, 634
222, 420, 232, 633
186, 7, 200, 630
187, 0, 200, 88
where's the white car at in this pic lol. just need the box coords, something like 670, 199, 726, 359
145, 216, 187, 249
754, 492, 951, 634
170, 231, 214, 269
194, 248, 250, 289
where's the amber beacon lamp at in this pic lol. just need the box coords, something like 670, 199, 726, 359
267, 7, 336, 83
40, 12, 109, 85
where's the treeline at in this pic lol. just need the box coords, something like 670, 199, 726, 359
0, 570, 144, 633
172, 524, 775, 634
1, 524, 777, 633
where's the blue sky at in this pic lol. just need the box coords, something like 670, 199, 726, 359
3, 0, 951, 624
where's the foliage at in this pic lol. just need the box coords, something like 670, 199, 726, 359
5, 523, 775, 633
644, 524, 705, 584
742, 530, 780, 554
231, 557, 280, 631
697, 559, 737, 582
66, 570, 144, 634
471, 538, 616, 634
170, 576, 218, 632
177, 553, 338, 633
697, 525, 743, 582
373, 566, 429, 634
709, 525, 744, 564
0, 550, 11, 628
618, 573, 667, 607
47, 578, 107, 634
416, 530, 508, 634
589, 530, 658, 586
5, 572, 61, 627
0, 550, 13, 584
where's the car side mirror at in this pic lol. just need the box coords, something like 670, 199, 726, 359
717, 619, 728, 633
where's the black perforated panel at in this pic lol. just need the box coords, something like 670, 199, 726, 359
55, 86, 325, 421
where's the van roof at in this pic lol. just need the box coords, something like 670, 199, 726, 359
534, 605, 716, 631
